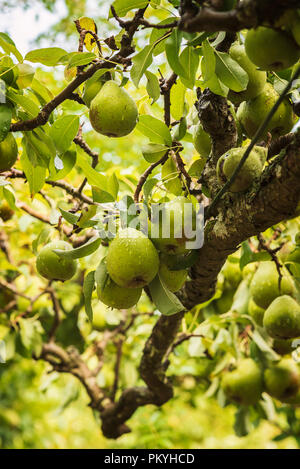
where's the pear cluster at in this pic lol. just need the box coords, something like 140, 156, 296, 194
96, 197, 193, 310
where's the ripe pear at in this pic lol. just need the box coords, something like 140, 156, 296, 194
217, 146, 264, 192
159, 254, 188, 292
193, 123, 212, 158
0, 201, 14, 221
89, 80, 138, 137
245, 27, 300, 71
106, 227, 159, 288
97, 275, 142, 309
264, 358, 300, 400
150, 196, 197, 255
263, 295, 300, 339
0, 133, 18, 172
36, 240, 78, 281
228, 43, 267, 105
237, 83, 298, 139
221, 358, 263, 406
250, 261, 295, 309
248, 298, 265, 327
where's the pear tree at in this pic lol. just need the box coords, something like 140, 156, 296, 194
2, 0, 300, 444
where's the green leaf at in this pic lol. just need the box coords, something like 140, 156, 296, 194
77, 205, 98, 228
215, 51, 248, 92
110, 0, 149, 17
165, 29, 186, 78
92, 186, 115, 203
201, 39, 216, 82
20, 149, 46, 196
77, 153, 107, 187
50, 115, 80, 154
16, 63, 35, 89
249, 329, 280, 362
130, 44, 154, 87
0, 104, 12, 142
25, 48, 68, 66
170, 79, 186, 121
148, 275, 185, 316
67, 52, 96, 69
49, 150, 77, 181
179, 47, 199, 89
149, 18, 175, 56
234, 407, 251, 438
7, 89, 40, 118
3, 186, 17, 210
141, 143, 168, 163
19, 319, 43, 356
53, 236, 101, 259
136, 115, 172, 146
59, 208, 79, 225
95, 259, 109, 292
83, 270, 95, 322
145, 70, 160, 104
0, 33, 23, 63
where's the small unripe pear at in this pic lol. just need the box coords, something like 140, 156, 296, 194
150, 196, 197, 255
0, 133, 18, 172
263, 295, 300, 339
222, 259, 242, 288
97, 276, 142, 309
36, 241, 78, 281
245, 27, 300, 71
216, 146, 264, 192
159, 254, 188, 292
106, 228, 159, 288
221, 358, 263, 406
193, 123, 211, 158
228, 43, 267, 105
248, 298, 265, 327
89, 80, 138, 137
264, 358, 300, 400
237, 83, 298, 139
250, 262, 295, 309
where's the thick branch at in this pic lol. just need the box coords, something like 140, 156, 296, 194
180, 0, 299, 33
178, 131, 300, 309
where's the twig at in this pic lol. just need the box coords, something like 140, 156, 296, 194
47, 287, 61, 342
111, 339, 123, 402
257, 233, 283, 290
134, 151, 169, 203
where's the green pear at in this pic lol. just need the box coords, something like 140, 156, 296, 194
263, 295, 300, 339
193, 123, 212, 158
250, 262, 295, 309
0, 133, 18, 172
215, 288, 234, 314
89, 80, 138, 137
228, 43, 267, 105
248, 298, 265, 327
264, 358, 300, 400
222, 258, 242, 289
97, 275, 142, 309
159, 254, 188, 292
106, 227, 159, 288
36, 241, 78, 281
237, 83, 298, 139
221, 358, 263, 406
245, 27, 300, 71
216, 146, 265, 192
150, 196, 197, 255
